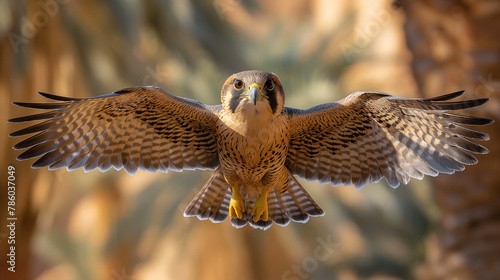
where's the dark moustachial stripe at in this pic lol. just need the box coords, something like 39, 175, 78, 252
267, 89, 278, 114
228, 91, 241, 113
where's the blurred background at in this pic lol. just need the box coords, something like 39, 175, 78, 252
1, 0, 499, 279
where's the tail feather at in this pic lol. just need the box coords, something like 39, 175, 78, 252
248, 218, 273, 230
267, 190, 290, 226
209, 190, 231, 223
230, 213, 248, 228
184, 168, 324, 229
247, 169, 324, 229
286, 169, 325, 217
276, 188, 309, 222
184, 167, 229, 222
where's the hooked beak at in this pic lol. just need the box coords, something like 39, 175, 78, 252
246, 83, 263, 105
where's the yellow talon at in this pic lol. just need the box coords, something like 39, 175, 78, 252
250, 191, 269, 222
229, 185, 245, 219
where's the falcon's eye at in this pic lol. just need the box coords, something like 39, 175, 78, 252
234, 80, 244, 90
264, 79, 274, 91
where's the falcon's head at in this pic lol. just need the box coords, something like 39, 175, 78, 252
221, 70, 285, 120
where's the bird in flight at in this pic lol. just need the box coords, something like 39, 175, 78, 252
9, 70, 493, 230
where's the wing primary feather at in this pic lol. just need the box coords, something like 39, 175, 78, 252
30, 124, 95, 168
441, 113, 493, 126
444, 124, 490, 141
450, 136, 489, 154
38, 92, 83, 101
12, 102, 68, 109
11, 87, 220, 174
431, 98, 490, 110
8, 111, 62, 123
420, 90, 465, 101
286, 90, 491, 191
9, 121, 62, 137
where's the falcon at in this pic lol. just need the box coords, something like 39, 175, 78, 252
9, 70, 493, 229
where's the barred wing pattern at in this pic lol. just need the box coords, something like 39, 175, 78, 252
9, 87, 221, 174
285, 91, 492, 189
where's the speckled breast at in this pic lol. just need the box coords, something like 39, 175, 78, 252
216, 114, 290, 184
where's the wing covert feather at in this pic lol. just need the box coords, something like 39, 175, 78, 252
285, 91, 492, 188
9, 87, 221, 174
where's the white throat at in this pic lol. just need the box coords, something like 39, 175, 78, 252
224, 100, 276, 136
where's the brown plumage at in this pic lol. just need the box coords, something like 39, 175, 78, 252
9, 70, 493, 230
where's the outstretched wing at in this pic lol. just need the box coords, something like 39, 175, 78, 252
9, 87, 221, 174
285, 91, 493, 188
